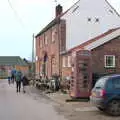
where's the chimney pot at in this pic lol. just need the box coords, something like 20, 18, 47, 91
56, 4, 63, 17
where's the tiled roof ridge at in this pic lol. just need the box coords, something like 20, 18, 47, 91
69, 27, 120, 52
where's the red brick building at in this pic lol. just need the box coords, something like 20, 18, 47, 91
35, 5, 66, 78
35, 3, 120, 82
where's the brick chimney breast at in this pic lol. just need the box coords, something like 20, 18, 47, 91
56, 4, 63, 17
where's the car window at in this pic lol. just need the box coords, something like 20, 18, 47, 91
94, 77, 108, 89
112, 77, 120, 89
106, 79, 113, 90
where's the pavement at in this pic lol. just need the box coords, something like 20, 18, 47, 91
44, 91, 94, 109
27, 85, 95, 111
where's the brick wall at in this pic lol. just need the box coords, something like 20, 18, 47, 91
36, 20, 66, 79
91, 36, 120, 74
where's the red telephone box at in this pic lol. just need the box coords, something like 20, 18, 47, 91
70, 50, 92, 98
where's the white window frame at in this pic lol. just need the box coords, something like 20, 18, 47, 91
45, 35, 48, 45
68, 56, 71, 67
52, 28, 56, 43
40, 40, 42, 48
104, 55, 115, 68
36, 56, 38, 61
62, 57, 66, 67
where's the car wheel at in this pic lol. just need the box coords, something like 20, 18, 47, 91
107, 100, 120, 116
97, 107, 104, 111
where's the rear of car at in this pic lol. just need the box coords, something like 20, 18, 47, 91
90, 76, 109, 109
90, 75, 120, 115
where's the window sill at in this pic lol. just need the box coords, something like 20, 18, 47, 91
104, 66, 116, 68
62, 66, 72, 68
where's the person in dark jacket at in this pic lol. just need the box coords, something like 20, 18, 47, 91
11, 69, 16, 84
22, 75, 29, 93
15, 70, 22, 93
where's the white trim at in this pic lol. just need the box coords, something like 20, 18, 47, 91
68, 56, 71, 67
104, 55, 115, 68
36, 56, 38, 61
52, 27, 56, 43
62, 56, 66, 67
45, 35, 48, 45
84, 29, 120, 50
40, 40, 42, 48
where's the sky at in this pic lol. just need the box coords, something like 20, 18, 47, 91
0, 0, 120, 60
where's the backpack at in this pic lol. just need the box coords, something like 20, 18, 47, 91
16, 71, 22, 81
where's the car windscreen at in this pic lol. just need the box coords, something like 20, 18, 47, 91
94, 77, 109, 89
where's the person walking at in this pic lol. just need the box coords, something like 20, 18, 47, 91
22, 75, 29, 93
15, 70, 22, 93
11, 68, 16, 84
8, 69, 11, 85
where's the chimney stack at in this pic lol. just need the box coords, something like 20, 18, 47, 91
55, 4, 63, 17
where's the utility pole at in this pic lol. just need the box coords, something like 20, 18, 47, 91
32, 33, 35, 78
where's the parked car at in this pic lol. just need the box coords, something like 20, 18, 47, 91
90, 74, 120, 116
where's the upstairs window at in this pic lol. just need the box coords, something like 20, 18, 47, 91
95, 18, 99, 23
45, 34, 48, 45
104, 55, 115, 68
62, 56, 67, 67
52, 28, 57, 43
68, 56, 71, 67
38, 37, 41, 48
40, 39, 42, 48
87, 18, 91, 22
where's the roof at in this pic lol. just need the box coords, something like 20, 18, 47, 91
68, 27, 120, 52
35, 17, 60, 38
0, 56, 28, 66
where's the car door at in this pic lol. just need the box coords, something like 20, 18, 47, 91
105, 79, 113, 101
112, 77, 120, 98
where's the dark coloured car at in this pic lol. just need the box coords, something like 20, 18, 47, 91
90, 74, 120, 116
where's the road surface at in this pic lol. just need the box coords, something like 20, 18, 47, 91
0, 79, 66, 120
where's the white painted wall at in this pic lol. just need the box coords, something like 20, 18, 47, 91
61, 0, 120, 50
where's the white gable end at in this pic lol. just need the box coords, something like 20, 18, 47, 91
61, 0, 120, 50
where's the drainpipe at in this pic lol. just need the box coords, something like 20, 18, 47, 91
57, 17, 61, 80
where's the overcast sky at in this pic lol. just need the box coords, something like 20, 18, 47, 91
0, 0, 120, 60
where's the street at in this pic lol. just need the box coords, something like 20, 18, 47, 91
0, 79, 66, 120
0, 79, 120, 120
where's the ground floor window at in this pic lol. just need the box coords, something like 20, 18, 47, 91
51, 57, 56, 75
104, 55, 115, 68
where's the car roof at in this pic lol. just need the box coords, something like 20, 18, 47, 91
103, 74, 120, 79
